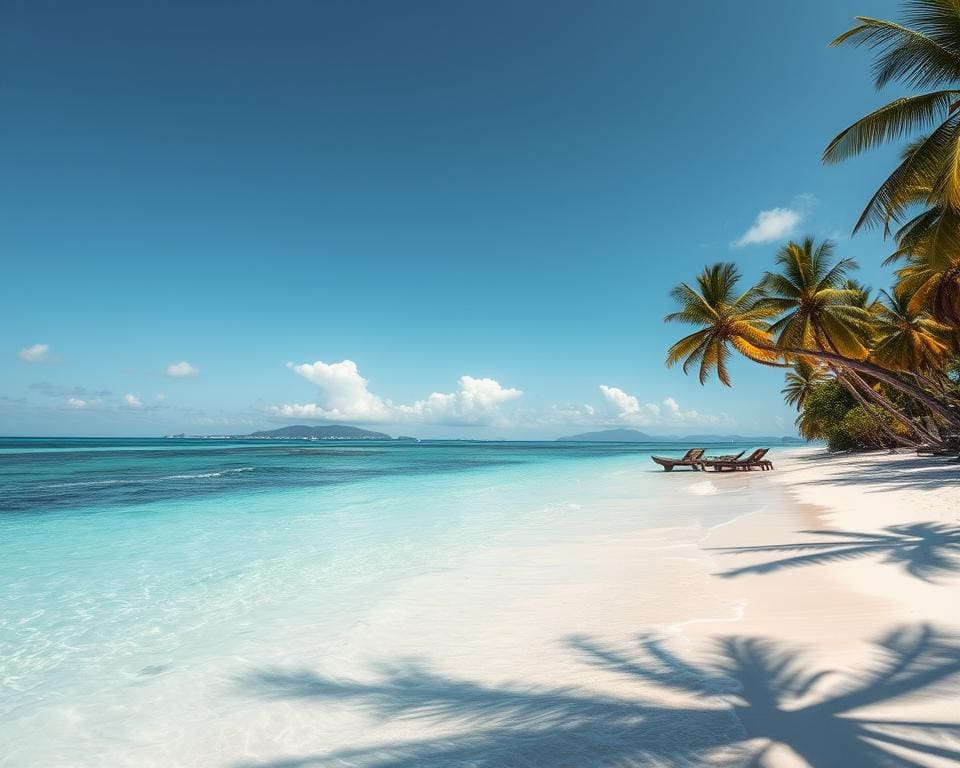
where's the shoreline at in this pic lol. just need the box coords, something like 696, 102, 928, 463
681, 448, 960, 767
225, 448, 960, 767
3, 446, 958, 767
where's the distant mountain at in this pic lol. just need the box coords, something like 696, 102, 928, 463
240, 425, 392, 440
557, 429, 656, 442
557, 428, 803, 443
680, 434, 804, 444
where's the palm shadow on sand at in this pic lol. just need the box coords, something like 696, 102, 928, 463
233, 623, 960, 767
709, 523, 960, 582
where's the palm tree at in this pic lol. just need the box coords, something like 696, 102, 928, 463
760, 238, 925, 445
760, 238, 873, 357
842, 278, 875, 310
781, 359, 828, 411
872, 289, 953, 373
664, 263, 960, 430
782, 360, 832, 440
889, 236, 960, 326
824, 0, 960, 325
664, 262, 783, 385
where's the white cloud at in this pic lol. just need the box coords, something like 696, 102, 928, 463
66, 397, 86, 408
597, 386, 733, 428
599, 385, 661, 424
733, 195, 817, 247
734, 207, 802, 247
124, 393, 143, 408
165, 361, 199, 378
396, 376, 523, 425
285, 360, 390, 421
273, 359, 522, 426
19, 343, 51, 363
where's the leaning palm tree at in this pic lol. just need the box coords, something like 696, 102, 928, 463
760, 238, 873, 357
882, 138, 960, 326
824, 0, 960, 325
664, 262, 783, 385
665, 263, 960, 430
872, 288, 954, 374
890, 236, 960, 327
760, 238, 926, 445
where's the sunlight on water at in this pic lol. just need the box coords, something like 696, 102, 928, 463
0, 438, 774, 767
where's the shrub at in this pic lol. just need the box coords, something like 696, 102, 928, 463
800, 380, 908, 450
838, 406, 893, 450
798, 380, 855, 442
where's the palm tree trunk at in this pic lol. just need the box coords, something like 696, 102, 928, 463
843, 369, 939, 444
760, 344, 960, 429
814, 328, 932, 445
833, 368, 918, 447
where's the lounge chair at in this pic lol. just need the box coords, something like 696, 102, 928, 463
703, 448, 772, 472
651, 448, 705, 472
706, 450, 746, 462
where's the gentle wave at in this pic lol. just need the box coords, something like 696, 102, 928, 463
40, 467, 255, 489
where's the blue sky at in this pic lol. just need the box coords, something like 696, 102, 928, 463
3, 0, 908, 438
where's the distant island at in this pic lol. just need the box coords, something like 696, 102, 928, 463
557, 428, 803, 443
166, 425, 400, 440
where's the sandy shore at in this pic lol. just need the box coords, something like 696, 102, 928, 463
53, 447, 952, 767
221, 449, 959, 768
686, 448, 960, 767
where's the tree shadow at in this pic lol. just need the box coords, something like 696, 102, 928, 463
233, 623, 960, 767
788, 453, 960, 494
709, 523, 960, 582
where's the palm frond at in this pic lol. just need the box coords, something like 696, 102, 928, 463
830, 16, 960, 89
824, 90, 960, 163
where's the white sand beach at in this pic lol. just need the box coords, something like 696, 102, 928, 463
688, 449, 960, 767
218, 449, 960, 768
5, 447, 959, 768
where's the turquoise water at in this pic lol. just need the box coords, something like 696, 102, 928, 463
0, 437, 772, 766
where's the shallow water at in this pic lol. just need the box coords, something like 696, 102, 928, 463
0, 438, 778, 766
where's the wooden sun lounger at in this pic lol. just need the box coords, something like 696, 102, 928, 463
703, 448, 773, 472
706, 450, 746, 462
651, 448, 705, 472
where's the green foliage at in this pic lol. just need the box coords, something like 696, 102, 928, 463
663, 263, 782, 385
872, 289, 953, 371
798, 380, 856, 443
759, 238, 874, 358
825, 0, 960, 325
838, 406, 899, 450
800, 379, 912, 450
781, 360, 828, 411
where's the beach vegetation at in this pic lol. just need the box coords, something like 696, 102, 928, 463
796, 379, 857, 444
664, 250, 960, 449
664, 0, 960, 451
780, 359, 828, 412
824, 0, 960, 326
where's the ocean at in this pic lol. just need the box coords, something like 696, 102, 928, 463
0, 437, 782, 767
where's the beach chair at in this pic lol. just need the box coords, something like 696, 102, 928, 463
706, 450, 746, 462
703, 448, 772, 472
651, 448, 705, 472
